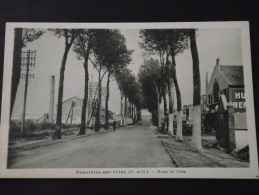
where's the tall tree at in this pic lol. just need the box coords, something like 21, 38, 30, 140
139, 29, 188, 140
139, 30, 169, 128
89, 30, 115, 132
50, 29, 80, 139
115, 67, 143, 124
166, 29, 188, 140
101, 30, 132, 129
88, 59, 107, 132
167, 78, 174, 135
114, 68, 131, 121
189, 29, 202, 151
73, 30, 94, 135
10, 28, 44, 118
138, 58, 164, 127
90, 30, 133, 130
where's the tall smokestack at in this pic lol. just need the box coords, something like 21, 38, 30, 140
49, 75, 55, 122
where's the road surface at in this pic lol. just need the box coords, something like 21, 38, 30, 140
8, 115, 175, 168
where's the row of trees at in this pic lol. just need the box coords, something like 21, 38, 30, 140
11, 28, 134, 139
11, 28, 201, 151
138, 29, 202, 151
49, 29, 134, 139
115, 67, 143, 123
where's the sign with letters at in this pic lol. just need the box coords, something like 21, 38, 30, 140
232, 89, 246, 112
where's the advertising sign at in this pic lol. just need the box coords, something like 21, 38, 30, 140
232, 89, 246, 112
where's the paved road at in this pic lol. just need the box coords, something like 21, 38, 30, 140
8, 116, 175, 168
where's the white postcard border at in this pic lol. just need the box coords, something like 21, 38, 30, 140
0, 22, 258, 178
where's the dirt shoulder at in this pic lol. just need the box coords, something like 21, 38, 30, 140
157, 130, 249, 168
8, 128, 113, 155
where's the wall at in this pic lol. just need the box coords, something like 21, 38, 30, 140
207, 65, 229, 95
235, 130, 248, 150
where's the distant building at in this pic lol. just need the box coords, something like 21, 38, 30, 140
206, 59, 247, 149
183, 105, 193, 122
59, 96, 84, 125
201, 94, 208, 131
58, 95, 113, 126
54, 74, 112, 126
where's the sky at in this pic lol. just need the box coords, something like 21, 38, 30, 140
12, 28, 243, 117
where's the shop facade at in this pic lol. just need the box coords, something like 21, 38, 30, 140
205, 59, 247, 150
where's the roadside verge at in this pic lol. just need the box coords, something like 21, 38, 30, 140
8, 129, 113, 155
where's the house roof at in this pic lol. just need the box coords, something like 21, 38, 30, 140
59, 96, 114, 113
220, 65, 244, 86
60, 96, 83, 104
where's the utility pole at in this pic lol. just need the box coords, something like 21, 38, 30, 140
65, 101, 75, 126
70, 101, 74, 126
21, 50, 36, 133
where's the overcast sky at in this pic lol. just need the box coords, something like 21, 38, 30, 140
12, 28, 242, 116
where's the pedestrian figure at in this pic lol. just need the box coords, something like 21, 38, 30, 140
112, 121, 116, 131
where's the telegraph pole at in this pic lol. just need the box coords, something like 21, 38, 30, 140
70, 101, 75, 126
21, 50, 36, 132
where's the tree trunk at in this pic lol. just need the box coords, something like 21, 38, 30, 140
152, 109, 156, 125
133, 104, 136, 121
131, 104, 133, 119
105, 72, 111, 130
171, 54, 183, 141
124, 96, 127, 118
163, 92, 168, 132
94, 71, 102, 132
130, 103, 132, 119
130, 102, 132, 118
120, 91, 124, 120
53, 44, 70, 139
136, 107, 140, 122
10, 28, 23, 118
168, 79, 174, 135
120, 91, 124, 126
163, 92, 168, 115
157, 93, 161, 128
128, 102, 131, 118
132, 104, 135, 121
79, 56, 89, 135
190, 29, 202, 151
131, 102, 134, 119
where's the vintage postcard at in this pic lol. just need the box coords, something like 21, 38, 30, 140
0, 22, 258, 178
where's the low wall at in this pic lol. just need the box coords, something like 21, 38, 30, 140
235, 130, 248, 150
234, 112, 248, 150
118, 118, 133, 126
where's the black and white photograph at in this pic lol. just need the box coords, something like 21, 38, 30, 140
0, 22, 258, 178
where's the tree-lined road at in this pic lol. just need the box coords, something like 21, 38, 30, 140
8, 116, 175, 168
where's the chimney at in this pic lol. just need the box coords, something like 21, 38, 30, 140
49, 75, 55, 123
216, 58, 220, 70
